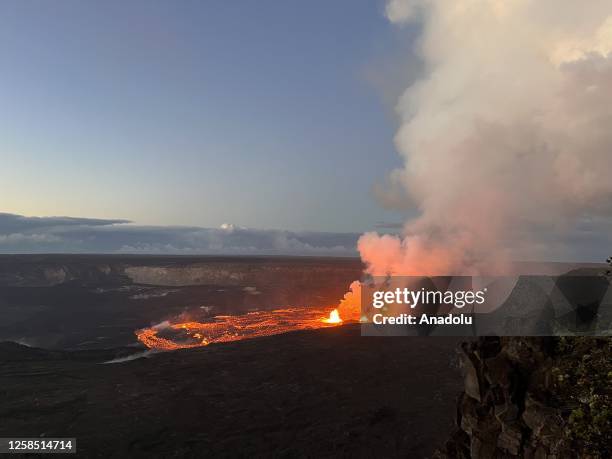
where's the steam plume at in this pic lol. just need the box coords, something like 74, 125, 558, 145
362, 0, 612, 275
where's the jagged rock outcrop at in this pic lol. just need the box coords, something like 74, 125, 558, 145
436, 337, 610, 459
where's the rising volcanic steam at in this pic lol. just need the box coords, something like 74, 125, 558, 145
361, 0, 612, 276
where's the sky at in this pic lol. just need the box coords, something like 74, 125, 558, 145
1, 1, 610, 262
0, 0, 419, 237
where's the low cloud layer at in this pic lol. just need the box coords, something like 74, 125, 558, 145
0, 213, 359, 256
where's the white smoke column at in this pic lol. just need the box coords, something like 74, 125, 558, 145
361, 0, 612, 276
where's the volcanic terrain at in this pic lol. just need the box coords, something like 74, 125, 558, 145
0, 326, 463, 457
0, 255, 467, 457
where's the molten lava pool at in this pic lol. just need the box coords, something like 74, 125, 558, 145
137, 307, 344, 351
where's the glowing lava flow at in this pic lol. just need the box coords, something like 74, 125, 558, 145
136, 306, 346, 351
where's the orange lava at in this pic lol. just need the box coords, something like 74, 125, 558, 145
136, 307, 345, 351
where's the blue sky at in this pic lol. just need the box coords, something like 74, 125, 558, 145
0, 0, 418, 234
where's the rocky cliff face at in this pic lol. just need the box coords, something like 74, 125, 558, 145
436, 337, 610, 458
0, 255, 362, 288
123, 261, 359, 287
0, 259, 123, 287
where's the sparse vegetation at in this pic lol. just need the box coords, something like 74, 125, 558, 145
553, 337, 612, 457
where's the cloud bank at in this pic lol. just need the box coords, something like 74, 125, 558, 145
0, 213, 359, 256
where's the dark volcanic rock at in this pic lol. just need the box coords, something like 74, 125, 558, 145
0, 325, 462, 458
436, 337, 611, 458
